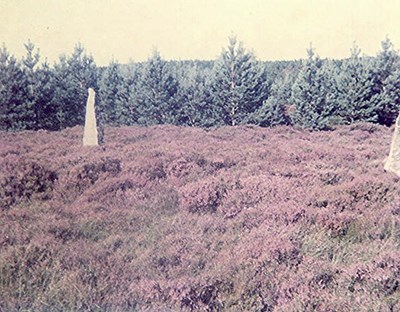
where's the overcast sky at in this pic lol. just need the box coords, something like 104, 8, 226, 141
1, 0, 400, 65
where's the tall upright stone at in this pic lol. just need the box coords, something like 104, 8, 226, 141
83, 88, 99, 146
384, 112, 400, 175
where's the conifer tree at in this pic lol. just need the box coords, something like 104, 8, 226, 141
51, 43, 98, 129
0, 45, 33, 131
178, 66, 216, 127
98, 60, 124, 126
375, 37, 399, 84
211, 37, 268, 126
22, 40, 40, 128
379, 67, 400, 124
132, 50, 179, 125
34, 61, 57, 130
115, 72, 139, 126
373, 38, 400, 125
335, 44, 379, 123
291, 48, 339, 130
20, 40, 56, 130
251, 77, 290, 127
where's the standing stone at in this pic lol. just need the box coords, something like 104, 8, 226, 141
83, 88, 99, 146
384, 112, 400, 175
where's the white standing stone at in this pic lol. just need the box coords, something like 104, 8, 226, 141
384, 112, 400, 175
83, 88, 99, 146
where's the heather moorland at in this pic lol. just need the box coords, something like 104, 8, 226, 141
1, 123, 400, 311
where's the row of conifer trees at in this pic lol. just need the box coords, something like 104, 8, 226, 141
1, 37, 399, 131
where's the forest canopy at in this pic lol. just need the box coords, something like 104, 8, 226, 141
0, 37, 399, 131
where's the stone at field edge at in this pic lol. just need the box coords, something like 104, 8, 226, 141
384, 112, 400, 175
83, 88, 99, 147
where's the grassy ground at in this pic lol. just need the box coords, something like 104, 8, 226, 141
0, 123, 399, 311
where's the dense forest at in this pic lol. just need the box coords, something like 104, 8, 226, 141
1, 37, 400, 131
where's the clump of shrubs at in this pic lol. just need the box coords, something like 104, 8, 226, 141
1, 124, 400, 311
65, 157, 121, 197
180, 279, 234, 311
179, 178, 230, 214
0, 159, 58, 209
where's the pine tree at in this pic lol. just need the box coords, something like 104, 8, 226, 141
178, 65, 216, 127
373, 38, 400, 125
132, 50, 179, 125
376, 37, 399, 83
380, 67, 400, 124
98, 60, 124, 126
35, 61, 57, 130
0, 45, 33, 131
115, 72, 138, 126
251, 77, 290, 127
291, 48, 339, 130
22, 41, 40, 128
51, 43, 98, 129
335, 44, 379, 123
211, 37, 268, 126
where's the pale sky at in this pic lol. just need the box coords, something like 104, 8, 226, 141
1, 0, 400, 66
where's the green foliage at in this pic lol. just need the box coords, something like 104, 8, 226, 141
251, 77, 291, 127
375, 37, 399, 83
178, 65, 217, 127
21, 41, 60, 131
98, 60, 124, 126
211, 37, 268, 126
334, 44, 379, 124
373, 38, 400, 125
132, 50, 179, 125
291, 48, 341, 130
114, 67, 141, 126
34, 62, 57, 130
21, 41, 40, 130
0, 45, 34, 131
381, 68, 400, 123
1, 37, 400, 131
51, 43, 98, 129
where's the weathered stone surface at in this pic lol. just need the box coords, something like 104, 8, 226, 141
83, 88, 99, 146
384, 113, 400, 175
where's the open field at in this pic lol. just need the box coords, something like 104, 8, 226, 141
1, 124, 400, 311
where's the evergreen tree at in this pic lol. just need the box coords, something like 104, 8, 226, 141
51, 43, 98, 129
373, 38, 400, 125
21, 40, 40, 129
178, 66, 216, 127
20, 40, 58, 130
380, 67, 400, 123
115, 72, 138, 126
291, 48, 339, 130
98, 60, 124, 126
335, 44, 379, 123
132, 50, 179, 125
0, 45, 33, 131
251, 77, 291, 127
211, 37, 268, 126
34, 61, 57, 130
375, 37, 399, 83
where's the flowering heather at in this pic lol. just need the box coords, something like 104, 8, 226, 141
0, 123, 399, 311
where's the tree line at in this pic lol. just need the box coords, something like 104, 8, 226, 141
1, 37, 399, 131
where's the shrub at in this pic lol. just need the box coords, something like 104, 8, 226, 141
180, 178, 229, 214
1, 123, 399, 311
180, 279, 233, 311
0, 159, 58, 209
64, 158, 121, 198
